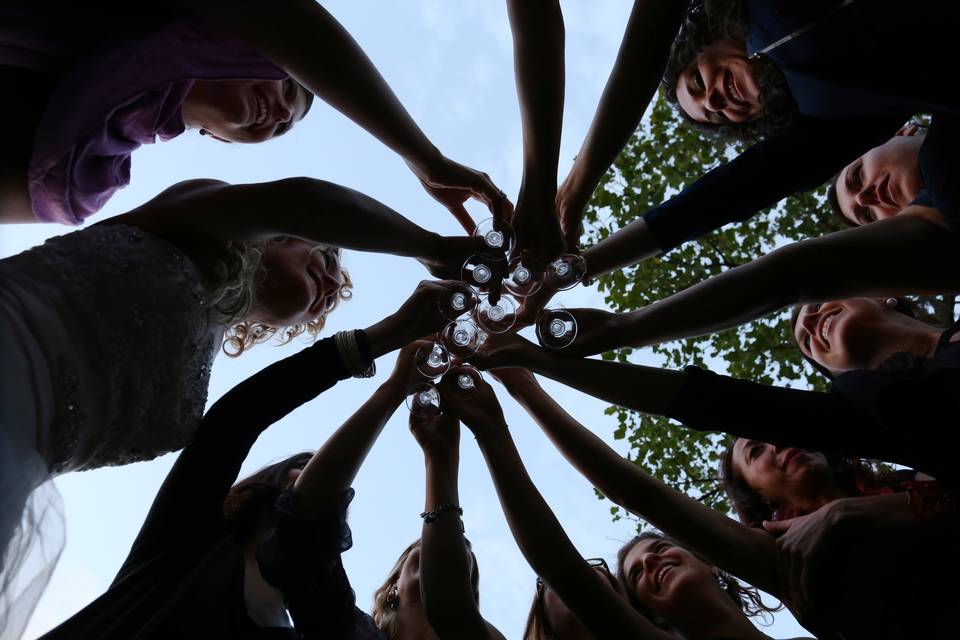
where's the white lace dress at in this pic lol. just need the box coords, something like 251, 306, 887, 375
0, 224, 221, 638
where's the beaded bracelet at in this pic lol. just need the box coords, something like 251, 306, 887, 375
420, 503, 464, 529
334, 330, 376, 378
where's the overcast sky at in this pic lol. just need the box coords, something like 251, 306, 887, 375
3, 2, 806, 637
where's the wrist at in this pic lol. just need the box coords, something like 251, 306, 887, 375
364, 313, 405, 358
406, 146, 445, 181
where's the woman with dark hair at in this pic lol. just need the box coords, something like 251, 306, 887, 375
1, 1, 509, 227
471, 365, 955, 638
35, 307, 465, 637
531, 0, 960, 300
437, 368, 802, 640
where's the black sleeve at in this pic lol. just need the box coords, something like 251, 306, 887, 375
644, 115, 903, 253
256, 489, 387, 640
114, 335, 361, 580
666, 367, 904, 464
917, 115, 960, 231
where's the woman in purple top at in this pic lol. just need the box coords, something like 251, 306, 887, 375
0, 1, 509, 228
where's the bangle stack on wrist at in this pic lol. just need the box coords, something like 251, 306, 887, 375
334, 330, 376, 378
420, 503, 465, 532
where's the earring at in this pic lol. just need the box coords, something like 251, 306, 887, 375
885, 297, 898, 308
199, 128, 208, 136
386, 586, 399, 609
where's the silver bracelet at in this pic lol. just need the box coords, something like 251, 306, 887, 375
334, 330, 376, 378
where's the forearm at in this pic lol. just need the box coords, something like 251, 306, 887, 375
292, 377, 406, 511
564, 0, 688, 208
581, 217, 661, 281
507, 0, 564, 193
506, 378, 648, 508
477, 430, 665, 639
420, 455, 486, 634
182, 0, 440, 170
526, 349, 685, 415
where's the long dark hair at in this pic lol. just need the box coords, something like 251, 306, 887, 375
662, 0, 797, 141
222, 452, 313, 540
719, 443, 889, 527
615, 532, 779, 627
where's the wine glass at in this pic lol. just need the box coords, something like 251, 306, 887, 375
536, 308, 578, 349
453, 366, 482, 393
441, 319, 484, 358
406, 382, 441, 417
415, 341, 451, 379
461, 255, 505, 290
474, 217, 515, 256
503, 255, 544, 297
437, 282, 479, 321
475, 295, 518, 334
544, 254, 587, 291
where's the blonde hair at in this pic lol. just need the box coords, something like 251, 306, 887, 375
210, 239, 353, 357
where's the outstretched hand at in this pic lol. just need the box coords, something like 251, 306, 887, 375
553, 307, 622, 357
409, 406, 461, 461
512, 190, 564, 264
556, 173, 587, 250
409, 156, 514, 233
419, 235, 496, 281
389, 340, 436, 390
437, 367, 508, 441
468, 332, 539, 372
391, 280, 465, 343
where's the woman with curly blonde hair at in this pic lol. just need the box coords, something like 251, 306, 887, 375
0, 174, 483, 636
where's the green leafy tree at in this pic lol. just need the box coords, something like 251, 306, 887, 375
581, 93, 952, 523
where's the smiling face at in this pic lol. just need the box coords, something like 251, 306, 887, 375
675, 38, 762, 126
182, 78, 311, 143
621, 538, 718, 625
730, 439, 836, 519
793, 298, 900, 375
836, 132, 925, 225
250, 238, 344, 327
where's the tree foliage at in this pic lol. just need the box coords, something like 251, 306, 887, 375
580, 93, 942, 523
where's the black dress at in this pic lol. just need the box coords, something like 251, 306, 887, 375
40, 335, 384, 639
667, 320, 960, 499
644, 0, 960, 253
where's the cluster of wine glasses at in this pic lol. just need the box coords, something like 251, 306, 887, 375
406, 218, 587, 414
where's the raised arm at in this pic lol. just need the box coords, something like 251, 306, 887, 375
115, 178, 490, 280
507, 0, 565, 261
409, 408, 504, 640
438, 370, 675, 640
569, 208, 960, 355
557, 0, 689, 248
177, 0, 509, 227
489, 368, 780, 595
577, 115, 904, 281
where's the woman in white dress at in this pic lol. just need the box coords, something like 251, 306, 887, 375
0, 176, 481, 637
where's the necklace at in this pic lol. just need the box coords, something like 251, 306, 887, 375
750, 0, 857, 60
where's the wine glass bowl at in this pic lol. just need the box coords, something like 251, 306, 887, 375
544, 254, 586, 291
536, 308, 578, 349
441, 319, 484, 358
415, 342, 451, 379
461, 255, 504, 290
406, 382, 441, 416
475, 295, 518, 334
503, 255, 544, 297
453, 366, 482, 393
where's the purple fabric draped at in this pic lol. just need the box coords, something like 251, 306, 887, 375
27, 17, 287, 225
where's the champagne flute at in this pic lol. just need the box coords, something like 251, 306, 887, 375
503, 255, 544, 297
536, 308, 578, 349
406, 382, 441, 417
441, 319, 484, 359
461, 255, 505, 290
544, 254, 587, 291
415, 341, 451, 379
475, 294, 518, 334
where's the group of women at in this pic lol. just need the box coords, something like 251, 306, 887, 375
1, 0, 956, 639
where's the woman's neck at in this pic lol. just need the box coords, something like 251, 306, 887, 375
394, 605, 439, 640
871, 323, 942, 368
672, 590, 773, 640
